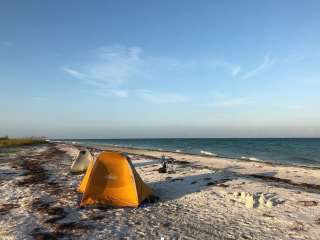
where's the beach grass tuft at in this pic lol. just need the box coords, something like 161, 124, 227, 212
0, 137, 46, 148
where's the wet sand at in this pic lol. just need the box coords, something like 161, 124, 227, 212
1, 142, 320, 239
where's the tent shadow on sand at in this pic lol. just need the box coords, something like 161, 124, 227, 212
133, 159, 160, 168
130, 157, 319, 203
148, 169, 279, 202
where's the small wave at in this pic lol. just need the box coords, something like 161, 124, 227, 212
175, 149, 182, 153
241, 156, 261, 162
200, 150, 216, 156
71, 141, 77, 144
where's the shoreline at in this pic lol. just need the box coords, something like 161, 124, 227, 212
66, 142, 320, 190
57, 140, 320, 170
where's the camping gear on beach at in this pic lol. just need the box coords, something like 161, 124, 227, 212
78, 151, 154, 207
70, 149, 93, 173
158, 155, 175, 173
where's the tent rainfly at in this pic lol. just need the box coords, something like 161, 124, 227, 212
78, 151, 154, 207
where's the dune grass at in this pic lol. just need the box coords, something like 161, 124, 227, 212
0, 138, 46, 148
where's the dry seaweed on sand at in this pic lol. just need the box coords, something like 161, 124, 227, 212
2, 143, 320, 240
297, 200, 318, 207
0, 203, 20, 215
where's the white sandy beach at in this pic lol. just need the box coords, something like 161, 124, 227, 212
1, 142, 320, 239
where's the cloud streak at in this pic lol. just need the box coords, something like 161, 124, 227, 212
241, 55, 275, 79
212, 92, 254, 107
60, 45, 243, 103
137, 90, 188, 104
211, 61, 241, 77
87, 45, 143, 86
92, 88, 129, 98
61, 45, 241, 86
60, 46, 297, 104
61, 45, 144, 86
61, 67, 87, 79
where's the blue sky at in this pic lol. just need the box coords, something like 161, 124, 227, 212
1, 1, 320, 138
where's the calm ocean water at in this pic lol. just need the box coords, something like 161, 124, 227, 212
61, 138, 320, 167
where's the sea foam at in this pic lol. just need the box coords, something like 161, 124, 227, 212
241, 156, 261, 161
200, 150, 216, 156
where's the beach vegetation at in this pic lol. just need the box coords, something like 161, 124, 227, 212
0, 137, 46, 148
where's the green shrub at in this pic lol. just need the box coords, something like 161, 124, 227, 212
0, 138, 46, 148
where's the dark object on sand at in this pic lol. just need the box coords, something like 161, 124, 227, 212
159, 222, 171, 229
158, 155, 175, 173
47, 206, 65, 215
0, 203, 20, 215
175, 160, 191, 165
297, 200, 318, 207
217, 183, 229, 188
30, 227, 66, 240
31, 232, 57, 240
145, 195, 160, 203
56, 222, 90, 231
158, 166, 167, 173
206, 178, 231, 186
170, 178, 184, 182
206, 182, 215, 186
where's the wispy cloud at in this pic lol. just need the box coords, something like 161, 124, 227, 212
61, 45, 146, 99
211, 61, 241, 77
110, 89, 129, 98
86, 45, 143, 86
93, 88, 129, 98
60, 45, 243, 102
211, 91, 254, 107
242, 54, 275, 79
231, 65, 241, 77
61, 45, 241, 86
61, 46, 298, 104
61, 67, 87, 79
137, 89, 188, 104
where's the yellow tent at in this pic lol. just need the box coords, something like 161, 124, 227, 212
78, 151, 154, 207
